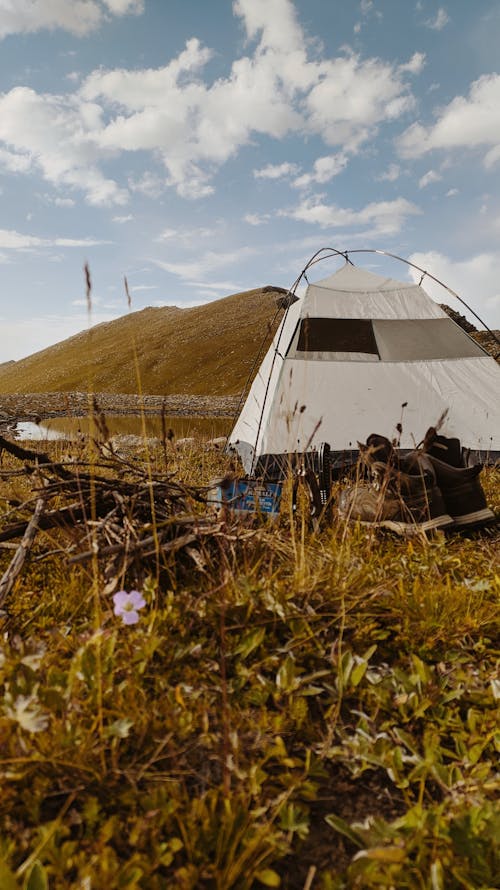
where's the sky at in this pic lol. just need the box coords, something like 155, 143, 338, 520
1, 0, 500, 361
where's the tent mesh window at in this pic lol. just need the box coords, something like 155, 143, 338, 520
373, 318, 486, 361
295, 318, 379, 355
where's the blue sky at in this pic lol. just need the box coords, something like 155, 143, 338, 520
1, 0, 500, 361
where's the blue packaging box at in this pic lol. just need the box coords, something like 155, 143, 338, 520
217, 479, 283, 517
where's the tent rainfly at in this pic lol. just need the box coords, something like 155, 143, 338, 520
228, 260, 500, 475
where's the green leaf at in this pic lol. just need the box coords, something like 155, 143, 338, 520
107, 718, 134, 739
325, 814, 364, 848
339, 650, 354, 689
25, 862, 48, 890
276, 655, 296, 692
431, 859, 444, 890
234, 627, 266, 658
362, 644, 377, 661
350, 657, 368, 688
353, 846, 406, 863
118, 864, 143, 887
411, 654, 432, 684
256, 868, 281, 887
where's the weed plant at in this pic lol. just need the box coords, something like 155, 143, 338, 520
0, 437, 498, 889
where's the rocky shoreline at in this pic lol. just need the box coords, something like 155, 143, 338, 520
0, 392, 241, 431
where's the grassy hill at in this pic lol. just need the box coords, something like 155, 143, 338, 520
0, 287, 285, 396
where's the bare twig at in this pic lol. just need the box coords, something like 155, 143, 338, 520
0, 491, 46, 606
0, 433, 227, 588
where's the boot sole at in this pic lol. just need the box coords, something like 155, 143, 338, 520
348, 514, 454, 534
451, 507, 496, 528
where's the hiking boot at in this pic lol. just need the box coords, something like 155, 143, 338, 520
340, 436, 453, 533
338, 476, 453, 533
364, 433, 398, 467
405, 429, 496, 528
420, 455, 494, 528
421, 426, 464, 467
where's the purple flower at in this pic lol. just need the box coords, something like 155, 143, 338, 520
112, 590, 146, 625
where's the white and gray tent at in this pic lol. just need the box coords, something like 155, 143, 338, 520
228, 251, 500, 475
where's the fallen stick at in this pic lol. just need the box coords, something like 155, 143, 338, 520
0, 499, 102, 543
0, 494, 46, 606
67, 527, 217, 564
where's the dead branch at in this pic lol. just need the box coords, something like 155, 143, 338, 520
0, 492, 46, 606
0, 434, 231, 597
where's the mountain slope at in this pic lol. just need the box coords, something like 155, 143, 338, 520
0, 287, 285, 396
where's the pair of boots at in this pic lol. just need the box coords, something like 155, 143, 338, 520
338, 428, 495, 533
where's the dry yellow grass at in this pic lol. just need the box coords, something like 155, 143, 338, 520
0, 287, 283, 396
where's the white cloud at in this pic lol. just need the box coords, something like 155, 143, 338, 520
408, 250, 500, 328
53, 196, 76, 207
399, 52, 426, 75
0, 146, 31, 172
0, 228, 110, 249
0, 0, 144, 39
102, 0, 143, 14
0, 86, 128, 205
424, 8, 449, 31
155, 228, 177, 240
398, 73, 500, 164
353, 0, 381, 34
187, 280, 242, 293
304, 50, 418, 151
81, 38, 213, 111
155, 225, 215, 245
233, 0, 304, 56
0, 3, 423, 201
0, 1, 101, 38
254, 162, 300, 180
35, 192, 76, 207
418, 169, 442, 188
112, 214, 133, 223
484, 145, 500, 169
154, 247, 256, 282
446, 188, 459, 197
281, 196, 420, 236
293, 153, 348, 188
128, 171, 165, 199
244, 212, 270, 225
129, 284, 158, 291
376, 163, 401, 182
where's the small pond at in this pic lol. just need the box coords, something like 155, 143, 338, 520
12, 415, 232, 442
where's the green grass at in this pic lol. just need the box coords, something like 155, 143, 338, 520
0, 440, 498, 889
